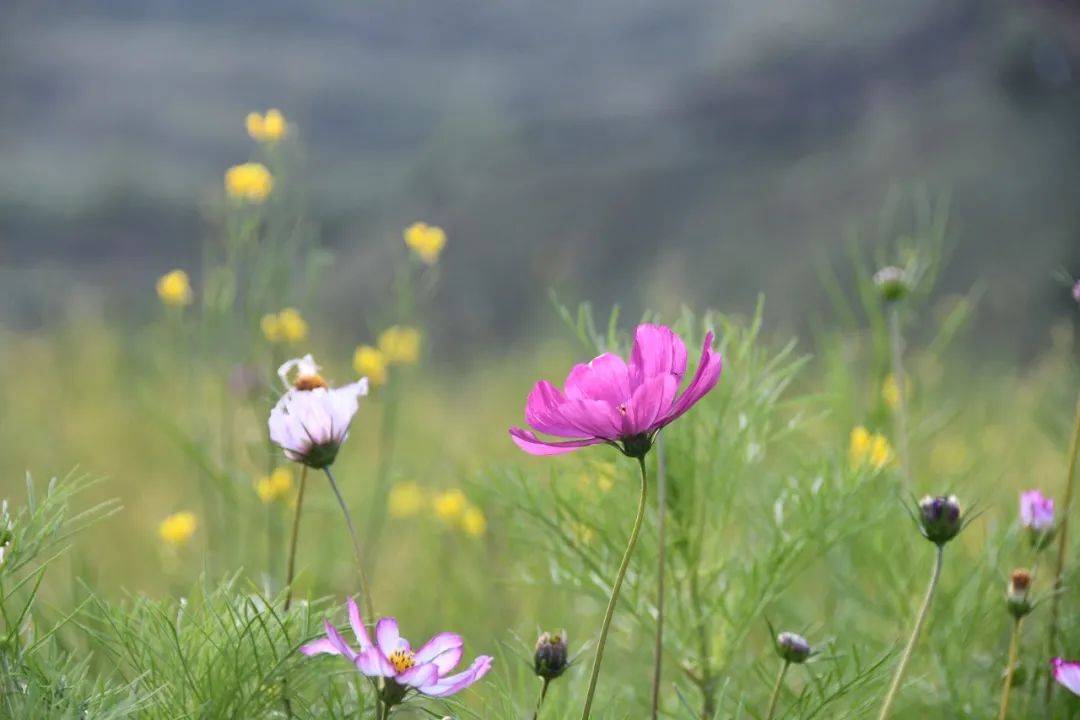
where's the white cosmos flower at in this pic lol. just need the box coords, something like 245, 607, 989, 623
269, 354, 369, 468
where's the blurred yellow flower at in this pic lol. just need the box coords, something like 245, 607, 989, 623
404, 222, 447, 265
246, 109, 287, 143
156, 269, 193, 307
225, 162, 274, 203
388, 482, 424, 518
159, 511, 197, 545
578, 461, 617, 494
849, 426, 893, 471
930, 436, 968, 476
261, 309, 308, 344
353, 345, 389, 385
462, 506, 487, 537
378, 325, 421, 365
255, 468, 293, 503
571, 521, 594, 545
433, 489, 467, 523
882, 373, 911, 411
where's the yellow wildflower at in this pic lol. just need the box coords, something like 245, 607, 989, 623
261, 309, 307, 344
882, 373, 911, 411
433, 489, 467, 523
403, 222, 447, 265
378, 325, 421, 365
156, 269, 193, 307
849, 426, 893, 471
388, 482, 424, 518
353, 345, 389, 385
255, 468, 293, 503
571, 521, 594, 545
462, 506, 487, 537
246, 109, 287, 143
159, 512, 197, 545
225, 162, 274, 203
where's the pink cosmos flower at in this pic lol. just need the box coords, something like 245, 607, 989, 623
1073, 280, 1080, 303
1020, 490, 1055, 532
301, 598, 493, 704
510, 324, 722, 458
268, 354, 368, 468
1053, 657, 1080, 695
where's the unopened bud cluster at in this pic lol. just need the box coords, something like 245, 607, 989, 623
534, 630, 569, 680
917, 495, 963, 546
775, 631, 812, 664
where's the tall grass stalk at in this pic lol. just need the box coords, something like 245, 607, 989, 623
877, 544, 944, 720
1043, 392, 1080, 708
998, 617, 1022, 720
651, 433, 667, 720
579, 455, 649, 720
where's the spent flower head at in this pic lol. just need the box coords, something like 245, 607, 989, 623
301, 598, 493, 707
510, 324, 722, 458
156, 269, 193, 307
1006, 569, 1033, 619
775, 631, 812, 664
268, 354, 369, 468
874, 266, 911, 302
534, 630, 570, 680
404, 222, 447, 265
916, 495, 963, 545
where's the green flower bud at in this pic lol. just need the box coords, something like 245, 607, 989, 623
917, 495, 963, 545
874, 266, 911, 302
775, 631, 811, 664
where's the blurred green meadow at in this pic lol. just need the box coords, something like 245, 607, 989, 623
2, 111, 1080, 719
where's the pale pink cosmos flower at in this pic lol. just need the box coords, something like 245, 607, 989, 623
1020, 490, 1055, 532
1053, 657, 1080, 695
268, 354, 368, 468
509, 324, 722, 457
301, 598, 493, 704
1073, 280, 1080, 303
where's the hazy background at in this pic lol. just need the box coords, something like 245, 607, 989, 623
2, 0, 1078, 357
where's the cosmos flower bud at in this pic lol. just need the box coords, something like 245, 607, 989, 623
1020, 490, 1056, 550
534, 630, 570, 680
874, 266, 910, 302
775, 631, 811, 664
1007, 569, 1033, 619
917, 495, 963, 545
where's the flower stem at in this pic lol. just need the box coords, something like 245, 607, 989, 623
651, 437, 667, 720
324, 466, 376, 621
283, 466, 308, 612
876, 544, 945, 720
532, 678, 551, 720
579, 455, 649, 720
1043, 391, 1080, 708
998, 617, 1023, 720
363, 385, 401, 579
765, 660, 790, 720
887, 305, 910, 491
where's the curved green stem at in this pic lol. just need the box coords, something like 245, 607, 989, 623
999, 617, 1022, 720
324, 466, 376, 621
283, 466, 309, 611
877, 544, 945, 720
765, 660, 790, 720
887, 305, 910, 491
1044, 391, 1080, 708
532, 678, 551, 720
651, 440, 667, 720
579, 456, 649, 720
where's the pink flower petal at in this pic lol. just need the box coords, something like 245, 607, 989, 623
623, 375, 678, 436
347, 597, 373, 651
414, 632, 464, 675
656, 331, 722, 429
509, 428, 606, 456
305, 619, 357, 661
398, 662, 440, 688
355, 647, 396, 678
376, 617, 404, 655
628, 324, 687, 390
563, 353, 631, 406
299, 638, 340, 657
1054, 657, 1080, 695
418, 655, 494, 697
524, 381, 583, 438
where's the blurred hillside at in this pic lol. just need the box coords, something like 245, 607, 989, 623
0, 0, 1078, 356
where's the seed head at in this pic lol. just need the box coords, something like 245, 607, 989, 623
1007, 569, 1034, 619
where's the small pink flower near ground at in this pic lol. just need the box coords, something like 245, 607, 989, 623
1053, 657, 1080, 695
302, 598, 493, 706
509, 323, 722, 458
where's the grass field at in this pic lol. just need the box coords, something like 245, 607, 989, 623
2, 117, 1080, 719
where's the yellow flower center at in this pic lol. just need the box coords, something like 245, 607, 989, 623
293, 374, 328, 391
389, 649, 416, 673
